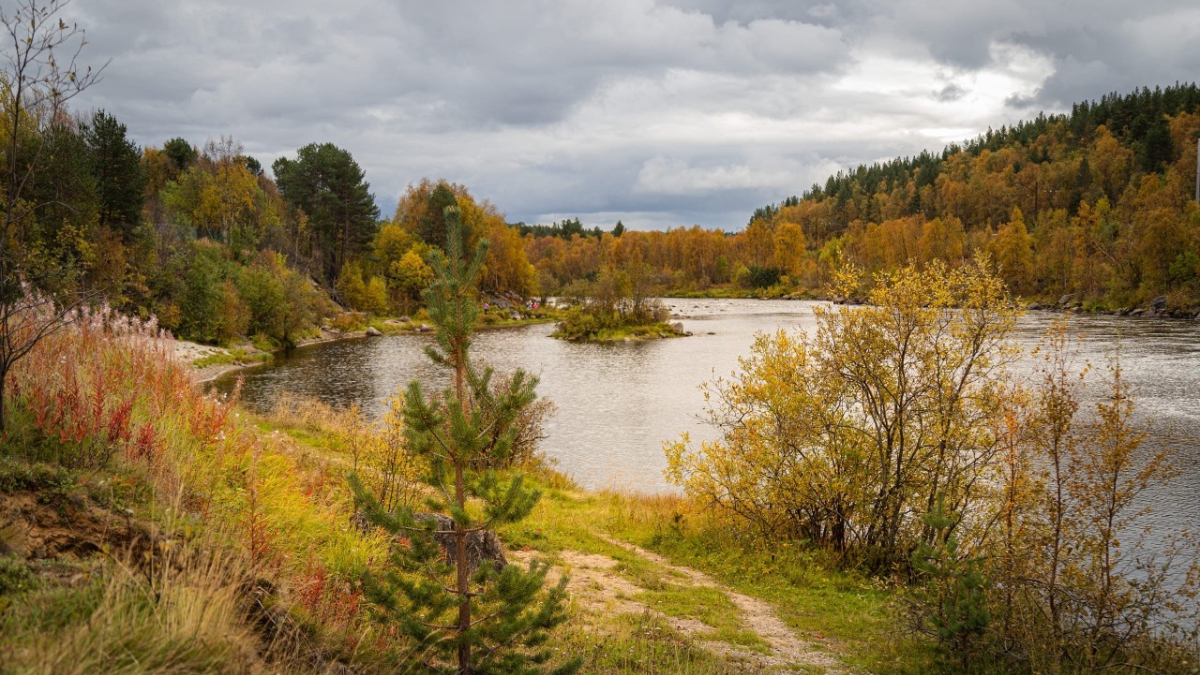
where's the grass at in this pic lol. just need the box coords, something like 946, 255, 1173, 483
0, 307, 393, 673
499, 485, 932, 673
633, 584, 771, 652
0, 304, 926, 674
192, 347, 271, 369
553, 611, 770, 675
553, 320, 688, 342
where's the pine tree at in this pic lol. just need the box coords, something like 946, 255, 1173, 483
82, 109, 145, 242
350, 206, 579, 675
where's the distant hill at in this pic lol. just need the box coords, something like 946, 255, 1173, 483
748, 83, 1200, 308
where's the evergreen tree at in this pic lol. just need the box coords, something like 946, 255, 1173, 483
417, 181, 459, 250
272, 142, 379, 286
162, 136, 197, 174
82, 109, 145, 242
350, 206, 579, 675
25, 120, 97, 288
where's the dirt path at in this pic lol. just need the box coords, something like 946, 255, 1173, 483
512, 536, 848, 673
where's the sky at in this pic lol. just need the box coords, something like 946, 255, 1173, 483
36, 0, 1200, 231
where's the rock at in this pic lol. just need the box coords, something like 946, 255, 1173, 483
398, 315, 411, 323
417, 323, 433, 333
1131, 307, 1146, 316
1150, 295, 1168, 311
1117, 307, 1132, 316
1058, 293, 1076, 307
509, 311, 522, 320
415, 513, 507, 575
670, 322, 684, 333
1027, 302, 1043, 310
707, 331, 715, 335
365, 326, 383, 337
351, 512, 508, 575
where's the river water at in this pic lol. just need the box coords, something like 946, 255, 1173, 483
216, 299, 1200, 540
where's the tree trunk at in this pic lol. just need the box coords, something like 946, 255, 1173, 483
0, 367, 7, 434
456, 460, 470, 674
454, 337, 470, 674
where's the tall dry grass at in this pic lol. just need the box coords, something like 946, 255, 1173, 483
2, 304, 397, 671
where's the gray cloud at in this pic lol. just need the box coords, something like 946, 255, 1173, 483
24, 0, 1192, 231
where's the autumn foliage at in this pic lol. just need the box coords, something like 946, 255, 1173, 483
666, 262, 1200, 671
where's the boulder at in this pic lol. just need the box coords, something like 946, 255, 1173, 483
1027, 302, 1043, 311
352, 512, 507, 575
1150, 295, 1168, 311
670, 322, 684, 333
1058, 293, 1076, 307
415, 513, 508, 575
365, 326, 383, 337
417, 323, 433, 333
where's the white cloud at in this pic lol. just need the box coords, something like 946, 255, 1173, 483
50, 0, 1200, 231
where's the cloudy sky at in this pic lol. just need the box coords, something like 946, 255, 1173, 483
48, 0, 1200, 231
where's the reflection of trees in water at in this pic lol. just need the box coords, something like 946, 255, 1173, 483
215, 340, 386, 415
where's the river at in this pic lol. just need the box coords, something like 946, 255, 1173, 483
216, 299, 1200, 540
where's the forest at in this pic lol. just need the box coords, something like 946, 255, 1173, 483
522, 83, 1200, 313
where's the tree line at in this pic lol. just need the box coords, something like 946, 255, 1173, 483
3, 95, 546, 346
521, 83, 1200, 311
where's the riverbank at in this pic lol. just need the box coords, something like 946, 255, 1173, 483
179, 313, 562, 384
0, 310, 906, 673
5, 305, 1198, 674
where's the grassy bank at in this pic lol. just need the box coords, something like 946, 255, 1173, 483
6, 307, 1199, 674
0, 308, 921, 674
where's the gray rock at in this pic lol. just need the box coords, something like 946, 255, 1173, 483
365, 326, 383, 337
1058, 293, 1076, 307
351, 511, 508, 575
418, 323, 433, 333
1027, 302, 1043, 310
398, 315, 411, 323
670, 322, 684, 333
1131, 307, 1146, 316
1150, 295, 1168, 311
415, 513, 507, 575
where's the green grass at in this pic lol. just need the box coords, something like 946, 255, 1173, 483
556, 611, 772, 675
501, 485, 938, 674
633, 584, 771, 652
553, 321, 687, 342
